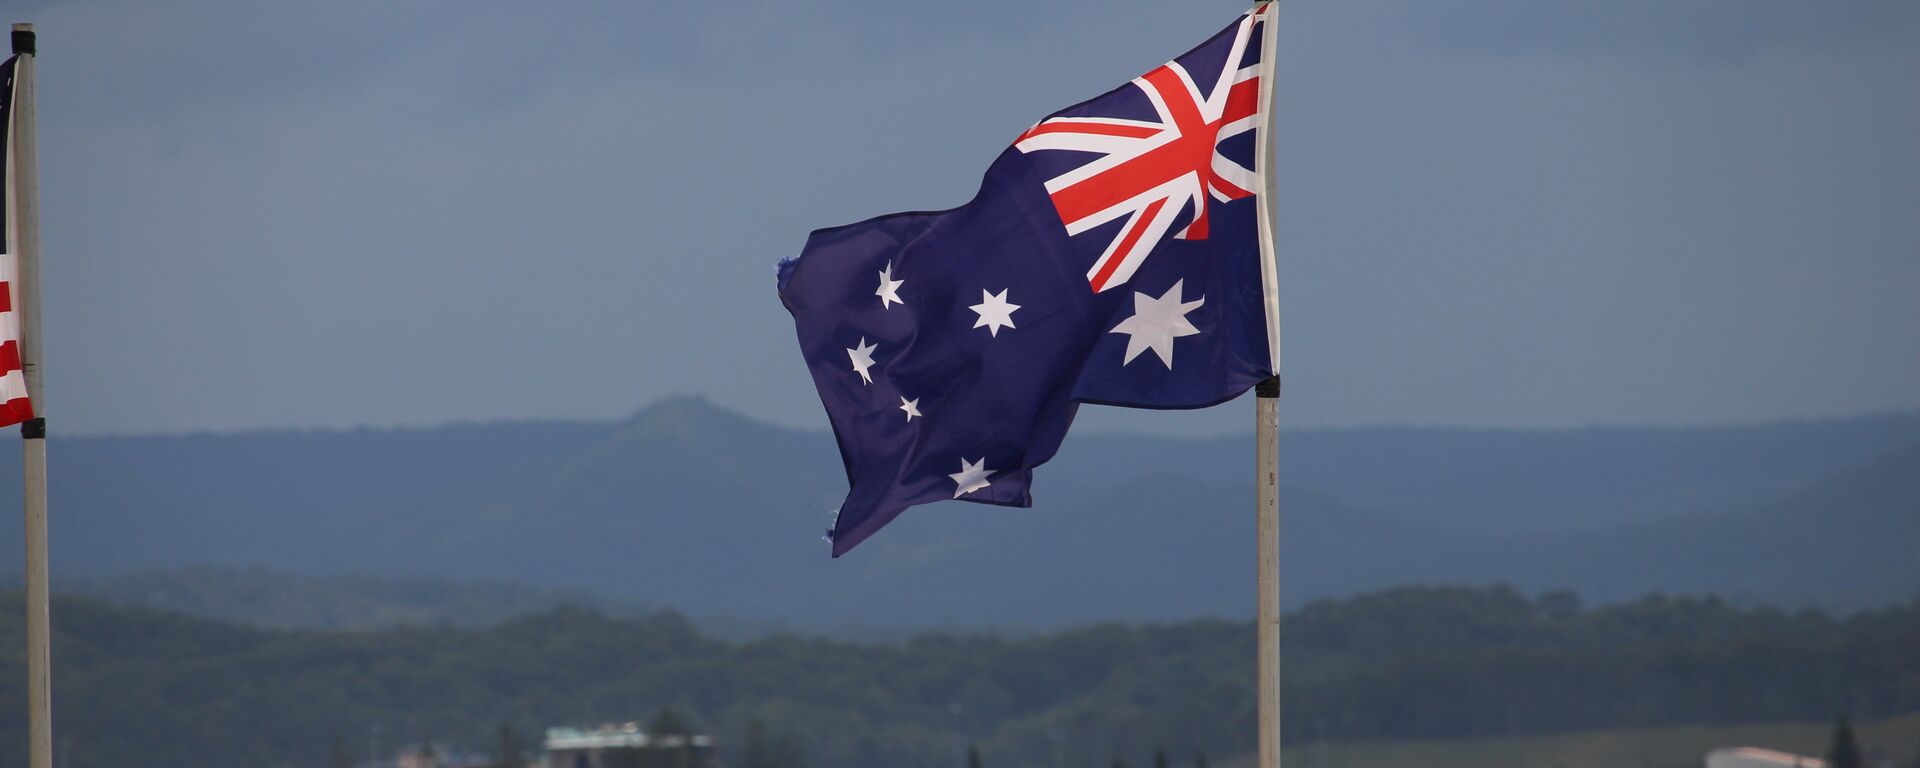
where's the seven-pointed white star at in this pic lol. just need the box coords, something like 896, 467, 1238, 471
847, 337, 878, 384
969, 289, 1021, 337
1109, 279, 1205, 368
948, 457, 996, 497
899, 396, 921, 422
876, 261, 906, 309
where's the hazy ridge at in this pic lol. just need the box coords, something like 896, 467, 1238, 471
2, 397, 1914, 631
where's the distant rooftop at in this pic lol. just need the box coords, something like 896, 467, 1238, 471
544, 723, 711, 751
1705, 747, 1827, 768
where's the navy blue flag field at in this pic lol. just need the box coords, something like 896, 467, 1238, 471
778, 7, 1278, 556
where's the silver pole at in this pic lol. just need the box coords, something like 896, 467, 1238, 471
1248, 2, 1283, 767
1256, 379, 1280, 768
9, 22, 52, 768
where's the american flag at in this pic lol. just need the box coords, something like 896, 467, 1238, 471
0, 54, 36, 427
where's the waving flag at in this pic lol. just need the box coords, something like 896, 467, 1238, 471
778, 6, 1279, 555
0, 54, 34, 427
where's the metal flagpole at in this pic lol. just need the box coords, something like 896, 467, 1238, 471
1256, 383, 1279, 768
1249, 3, 1284, 767
9, 22, 52, 768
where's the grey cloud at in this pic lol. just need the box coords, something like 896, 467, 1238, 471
15, 0, 1920, 435
1369, 0, 1920, 62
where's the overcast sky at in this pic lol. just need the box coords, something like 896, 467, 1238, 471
15, 0, 1920, 436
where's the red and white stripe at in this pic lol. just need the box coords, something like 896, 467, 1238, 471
0, 250, 30, 426
0, 55, 30, 427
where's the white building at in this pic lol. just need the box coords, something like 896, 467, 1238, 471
544, 723, 714, 768
1705, 747, 1827, 768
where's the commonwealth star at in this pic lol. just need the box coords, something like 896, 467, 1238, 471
1109, 279, 1205, 368
969, 289, 1020, 338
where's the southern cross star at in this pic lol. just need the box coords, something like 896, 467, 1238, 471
1109, 279, 1205, 368
899, 396, 921, 422
847, 337, 878, 384
876, 261, 905, 309
949, 457, 996, 497
969, 289, 1020, 337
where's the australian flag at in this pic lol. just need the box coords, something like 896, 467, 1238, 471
778, 7, 1278, 556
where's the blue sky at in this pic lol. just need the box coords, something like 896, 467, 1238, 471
16, 0, 1920, 435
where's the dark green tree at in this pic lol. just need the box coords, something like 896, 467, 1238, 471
1909, 739, 1920, 768
647, 707, 699, 768
494, 723, 523, 768
742, 719, 775, 768
650, 707, 693, 737
1111, 759, 1126, 768
740, 719, 804, 768
967, 745, 983, 768
330, 733, 351, 768
1153, 748, 1168, 768
1826, 717, 1863, 768
1193, 752, 1208, 768
603, 748, 649, 768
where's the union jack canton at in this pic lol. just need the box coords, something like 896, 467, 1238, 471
778, 6, 1277, 556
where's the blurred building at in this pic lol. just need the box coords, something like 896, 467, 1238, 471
544, 723, 714, 768
393, 742, 493, 768
1705, 747, 1827, 768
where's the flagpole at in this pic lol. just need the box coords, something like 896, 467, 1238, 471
1255, 376, 1280, 768
9, 22, 52, 768
1250, 3, 1283, 768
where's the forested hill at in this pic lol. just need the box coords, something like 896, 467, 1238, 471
2, 586, 1916, 768
0, 398, 1916, 630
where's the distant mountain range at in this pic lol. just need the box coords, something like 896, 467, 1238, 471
0, 397, 1914, 631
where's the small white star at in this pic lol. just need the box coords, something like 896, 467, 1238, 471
949, 457, 996, 498
1109, 279, 1205, 368
847, 337, 878, 384
899, 396, 922, 422
876, 261, 906, 309
969, 289, 1021, 337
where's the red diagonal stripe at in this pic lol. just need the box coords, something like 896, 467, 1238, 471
1020, 121, 1160, 141
1089, 198, 1166, 292
1142, 67, 1207, 129
1223, 77, 1260, 124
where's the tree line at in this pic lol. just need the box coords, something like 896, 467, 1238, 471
0, 585, 1916, 768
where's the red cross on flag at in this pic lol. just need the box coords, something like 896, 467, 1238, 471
1014, 12, 1264, 293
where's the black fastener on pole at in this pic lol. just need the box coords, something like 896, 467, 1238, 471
1256, 376, 1280, 399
